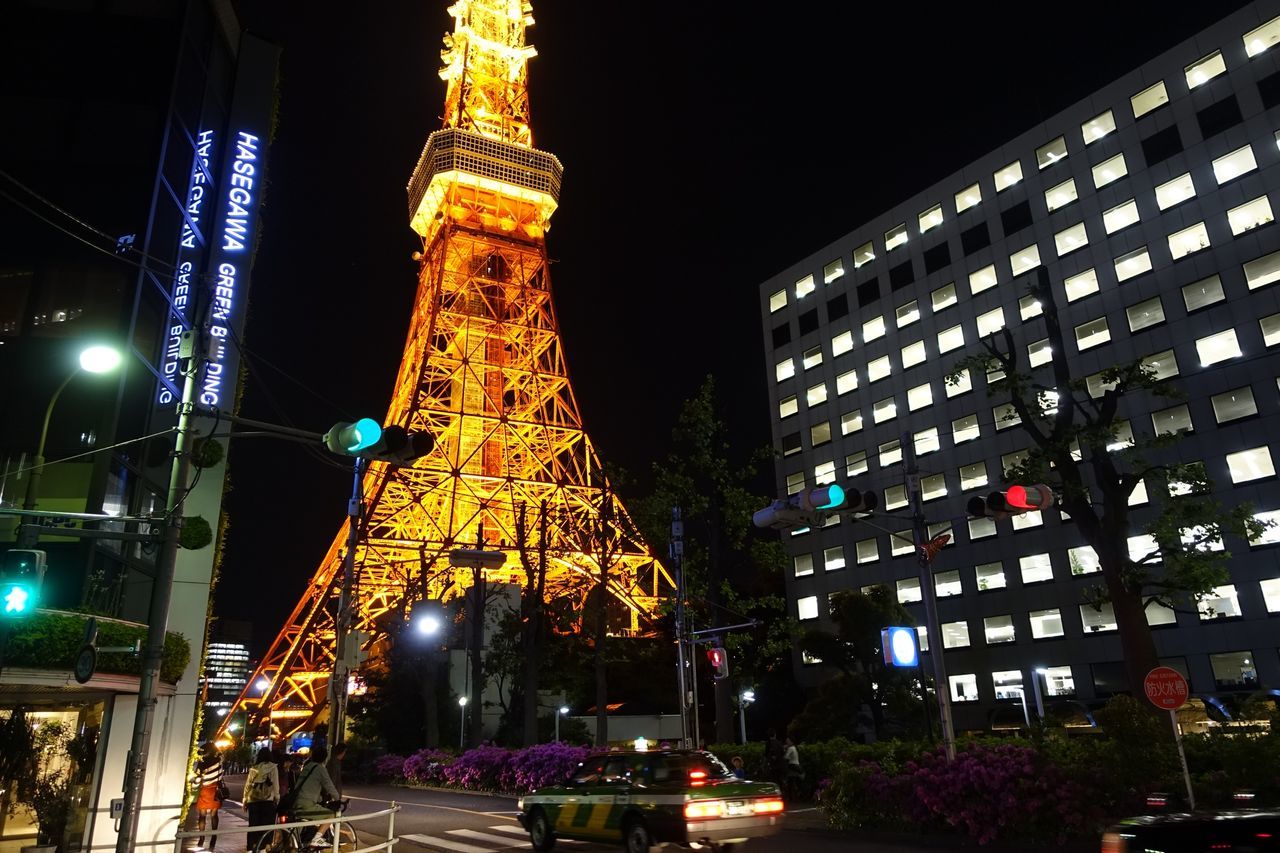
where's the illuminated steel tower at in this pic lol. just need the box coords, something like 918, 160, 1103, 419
228, 0, 671, 740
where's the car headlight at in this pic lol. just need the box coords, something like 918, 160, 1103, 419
517, 798, 524, 811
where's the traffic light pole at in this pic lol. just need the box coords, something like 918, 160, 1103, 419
326, 457, 363, 788
903, 431, 956, 762
670, 507, 691, 749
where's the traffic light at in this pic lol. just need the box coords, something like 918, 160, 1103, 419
967, 484, 1055, 520
753, 483, 852, 530
324, 419, 434, 465
707, 646, 730, 680
1, 549, 47, 617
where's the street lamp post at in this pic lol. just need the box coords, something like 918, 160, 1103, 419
555, 706, 568, 743
737, 689, 755, 744
1032, 667, 1048, 720
458, 696, 468, 750
18, 345, 123, 548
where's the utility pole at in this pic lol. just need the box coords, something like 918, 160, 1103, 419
327, 457, 363, 787
670, 506, 690, 748
903, 430, 956, 762
116, 330, 200, 853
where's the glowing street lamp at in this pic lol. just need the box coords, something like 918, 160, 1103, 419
255, 677, 270, 694
554, 705, 569, 743
737, 689, 756, 744
458, 695, 468, 750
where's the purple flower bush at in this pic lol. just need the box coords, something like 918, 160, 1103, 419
372, 753, 407, 781
442, 744, 512, 791
504, 742, 589, 792
403, 748, 453, 785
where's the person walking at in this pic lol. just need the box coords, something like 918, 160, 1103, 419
244, 747, 280, 850
191, 743, 224, 851
763, 728, 785, 785
288, 745, 341, 846
782, 737, 802, 800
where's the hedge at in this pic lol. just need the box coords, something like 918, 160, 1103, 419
4, 611, 191, 683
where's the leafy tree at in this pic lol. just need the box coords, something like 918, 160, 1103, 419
947, 267, 1266, 699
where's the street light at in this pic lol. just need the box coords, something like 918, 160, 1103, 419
737, 689, 756, 744
255, 677, 270, 693
555, 705, 569, 743
411, 600, 444, 637
458, 695, 468, 750
1032, 667, 1049, 720
20, 344, 123, 542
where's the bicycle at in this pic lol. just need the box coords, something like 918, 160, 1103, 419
252, 799, 358, 852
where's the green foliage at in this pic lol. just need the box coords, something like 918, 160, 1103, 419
180, 514, 214, 549
1180, 722, 1280, 807
4, 612, 190, 682
191, 437, 225, 469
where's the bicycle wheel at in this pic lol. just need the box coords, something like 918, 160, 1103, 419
335, 822, 358, 851
254, 827, 299, 853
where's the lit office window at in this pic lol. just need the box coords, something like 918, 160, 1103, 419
985, 616, 1016, 644
1131, 80, 1169, 118
1092, 153, 1128, 188
810, 421, 831, 446
1114, 247, 1152, 282
806, 383, 828, 406
992, 670, 1025, 700
955, 182, 982, 213
914, 427, 940, 455
969, 264, 997, 294
1213, 145, 1258, 185
1245, 250, 1280, 290
884, 484, 907, 511
885, 223, 908, 251
1196, 329, 1242, 366
976, 561, 1005, 590
1244, 16, 1280, 56
797, 596, 818, 620
814, 459, 836, 484
1103, 199, 1140, 234
1130, 478, 1149, 506
1010, 244, 1041, 276
868, 355, 891, 382
1152, 404, 1193, 436
846, 449, 867, 476
1155, 172, 1196, 210
863, 315, 887, 342
952, 414, 980, 444
1143, 349, 1179, 380
1129, 534, 1159, 564
1029, 608, 1064, 638
821, 544, 845, 570
1054, 222, 1089, 257
949, 674, 979, 703
1020, 553, 1054, 584
823, 258, 845, 283
1028, 338, 1052, 367
1080, 602, 1118, 633
969, 517, 996, 540
1109, 421, 1135, 453
1045, 178, 1078, 212
1168, 222, 1211, 260
1182, 275, 1225, 311
1197, 585, 1243, 620
935, 570, 962, 598
1232, 196, 1277, 237
902, 340, 926, 368
769, 290, 787, 312
1213, 387, 1257, 423
802, 346, 823, 370
775, 358, 795, 382
907, 382, 933, 411
937, 324, 965, 353
919, 205, 943, 233
947, 368, 972, 397
854, 241, 875, 268
1064, 268, 1099, 301
1082, 109, 1116, 143
1148, 601, 1178, 626
832, 330, 854, 356
1126, 297, 1165, 331
1261, 578, 1280, 612
1036, 136, 1068, 169
840, 409, 863, 435
793, 554, 814, 577
892, 532, 915, 557
873, 397, 897, 424
1250, 510, 1280, 546
994, 403, 1021, 430
1084, 371, 1117, 398
897, 577, 922, 604
994, 160, 1023, 191
942, 620, 971, 649
1068, 545, 1101, 575
785, 472, 805, 495
835, 369, 858, 395
779, 396, 798, 418
976, 307, 1005, 338
1043, 666, 1076, 696
1185, 51, 1226, 88
931, 282, 958, 311
920, 474, 946, 502
1227, 446, 1275, 483
1181, 524, 1224, 553
795, 274, 816, 298
960, 462, 988, 490
896, 300, 921, 328
879, 438, 902, 467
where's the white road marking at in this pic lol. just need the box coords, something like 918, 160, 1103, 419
449, 829, 529, 845
401, 833, 491, 853
484, 825, 528, 836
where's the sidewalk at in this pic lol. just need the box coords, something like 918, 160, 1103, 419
174, 800, 250, 853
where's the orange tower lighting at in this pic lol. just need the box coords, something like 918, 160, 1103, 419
224, 0, 672, 741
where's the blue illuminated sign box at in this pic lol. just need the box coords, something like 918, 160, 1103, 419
881, 626, 919, 668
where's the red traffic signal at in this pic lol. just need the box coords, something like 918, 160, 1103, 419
967, 484, 1054, 520
706, 646, 729, 680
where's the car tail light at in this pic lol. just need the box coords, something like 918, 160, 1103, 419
1100, 831, 1127, 852
684, 801, 724, 819
1146, 793, 1168, 809
751, 798, 784, 815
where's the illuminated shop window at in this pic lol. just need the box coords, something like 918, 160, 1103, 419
955, 182, 982, 212
994, 160, 1023, 191
1081, 109, 1116, 144
1155, 172, 1196, 210
1092, 153, 1128, 188
1185, 51, 1226, 88
1131, 80, 1169, 118
1045, 178, 1078, 211
1036, 136, 1068, 169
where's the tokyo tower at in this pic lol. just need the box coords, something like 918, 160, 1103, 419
225, 0, 672, 741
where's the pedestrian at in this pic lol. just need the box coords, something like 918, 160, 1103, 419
278, 751, 298, 796
763, 728, 785, 785
244, 746, 280, 850
191, 742, 224, 850
730, 756, 746, 779
782, 737, 802, 800
288, 745, 341, 847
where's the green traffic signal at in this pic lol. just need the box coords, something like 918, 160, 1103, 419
2, 582, 32, 614
0, 549, 46, 617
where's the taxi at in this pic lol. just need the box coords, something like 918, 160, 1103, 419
517, 749, 784, 853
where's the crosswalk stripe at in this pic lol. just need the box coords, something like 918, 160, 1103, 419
401, 833, 491, 853
448, 829, 528, 845
484, 825, 527, 836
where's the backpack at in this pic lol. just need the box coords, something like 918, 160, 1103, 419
248, 765, 273, 801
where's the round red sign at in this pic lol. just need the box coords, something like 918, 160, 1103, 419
1143, 666, 1189, 710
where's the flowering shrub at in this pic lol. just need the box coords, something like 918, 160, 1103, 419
403, 748, 453, 785
442, 744, 512, 791
372, 753, 407, 781
504, 742, 589, 793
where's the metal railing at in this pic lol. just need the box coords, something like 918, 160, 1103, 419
172, 803, 399, 853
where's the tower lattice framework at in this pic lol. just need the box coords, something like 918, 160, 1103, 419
226, 0, 672, 741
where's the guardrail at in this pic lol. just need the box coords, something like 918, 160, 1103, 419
172, 803, 399, 853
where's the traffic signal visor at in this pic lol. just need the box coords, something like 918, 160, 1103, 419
324, 418, 382, 455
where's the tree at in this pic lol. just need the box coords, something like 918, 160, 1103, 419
514, 500, 551, 746
948, 266, 1266, 699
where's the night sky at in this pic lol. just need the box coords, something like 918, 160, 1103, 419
218, 2, 1252, 650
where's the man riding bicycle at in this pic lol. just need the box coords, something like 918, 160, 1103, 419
289, 745, 341, 846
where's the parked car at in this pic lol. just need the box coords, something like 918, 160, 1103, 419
1101, 808, 1280, 851
517, 749, 784, 853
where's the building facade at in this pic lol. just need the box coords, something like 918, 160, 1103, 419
760, 1, 1280, 732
